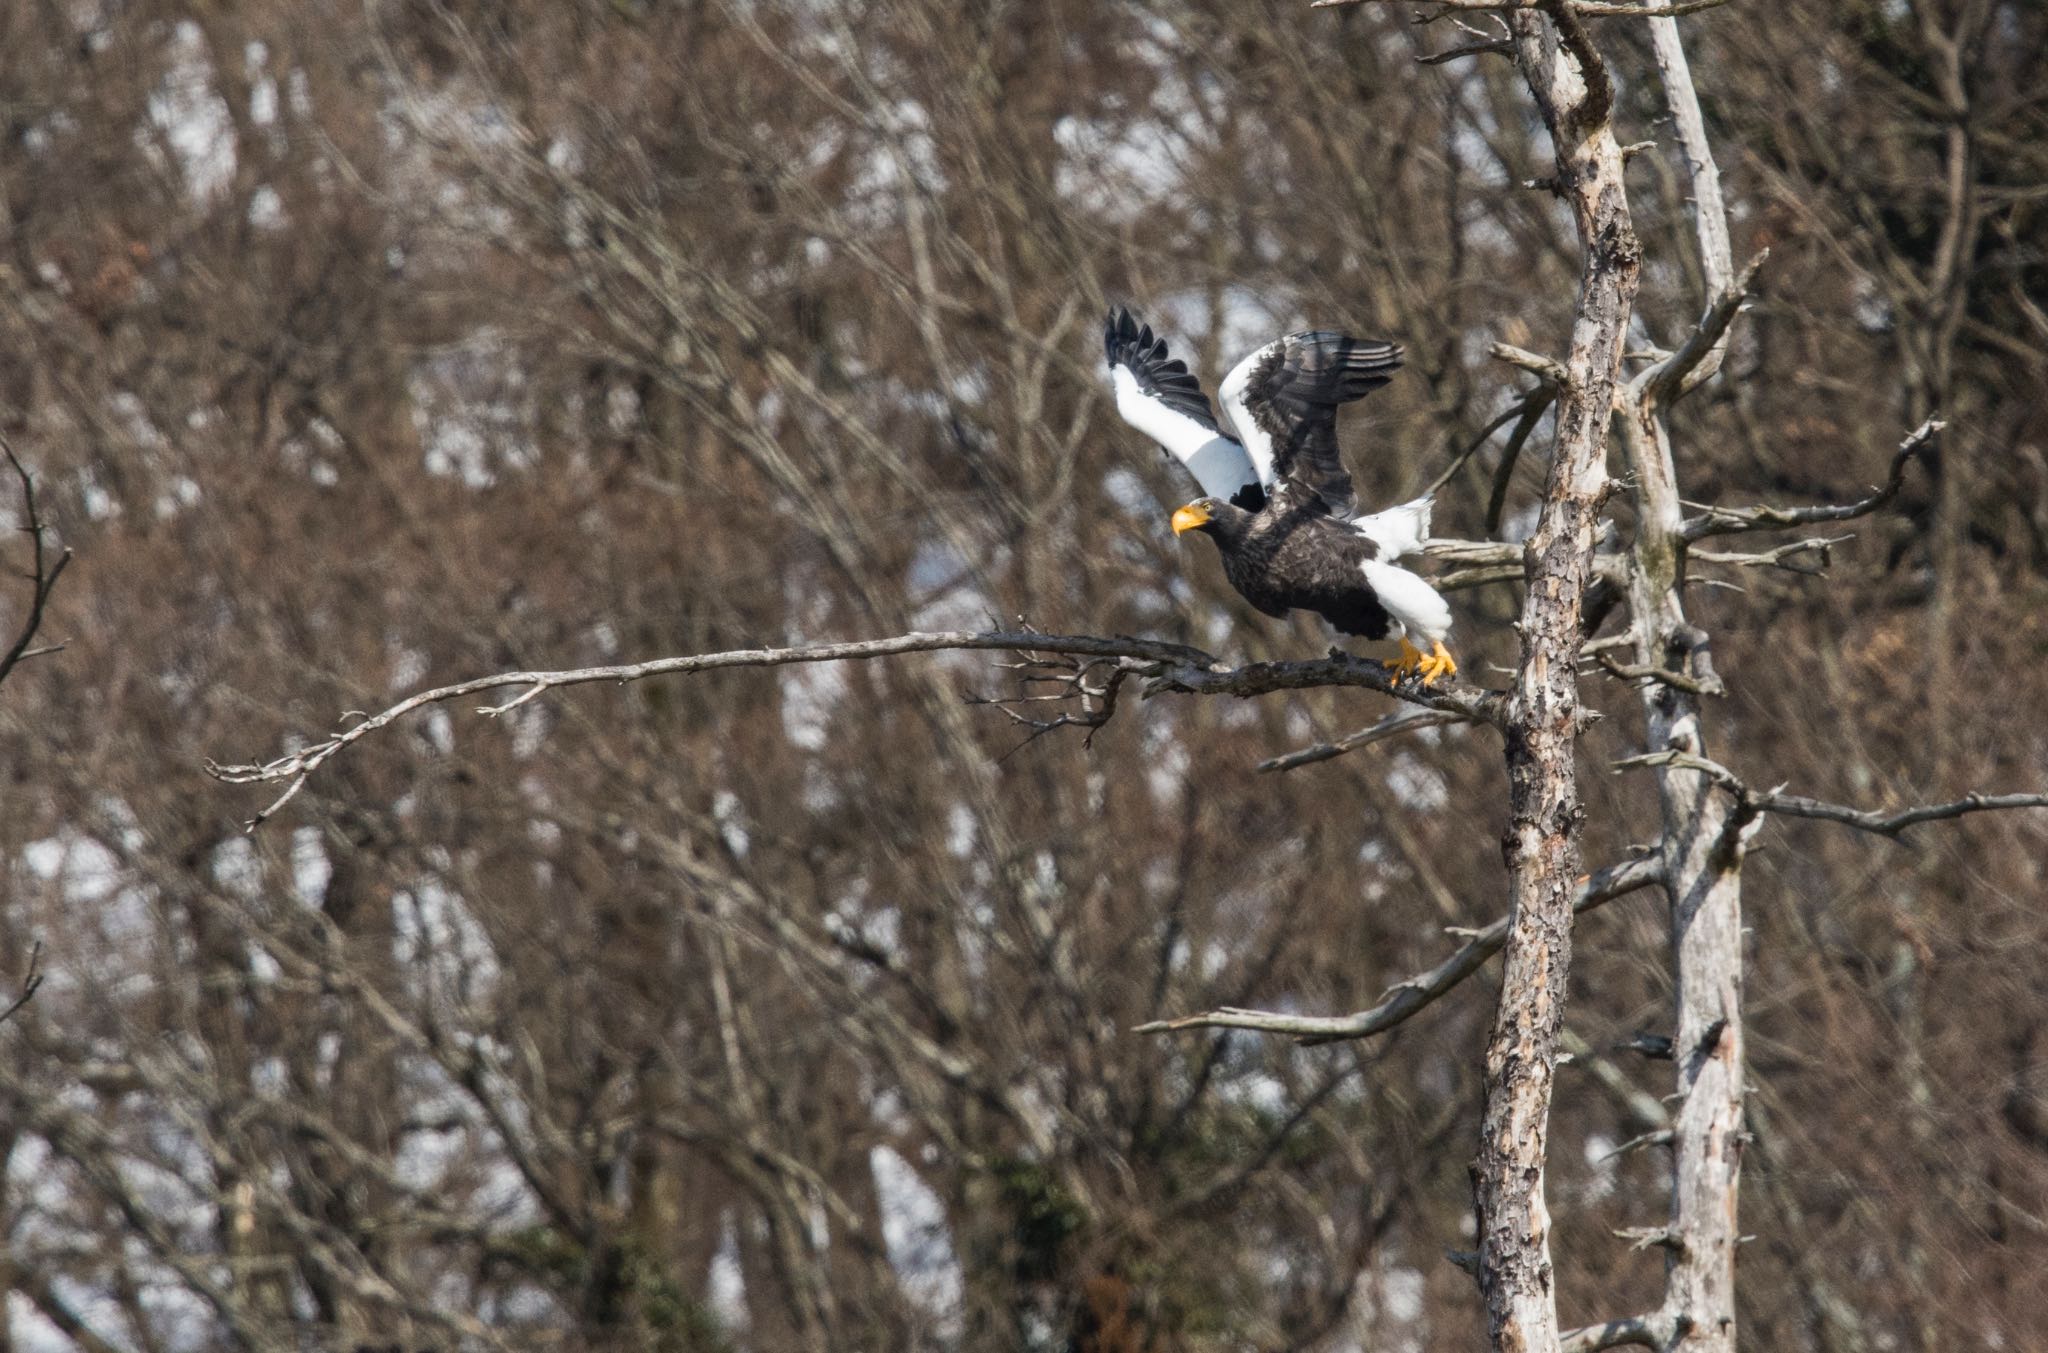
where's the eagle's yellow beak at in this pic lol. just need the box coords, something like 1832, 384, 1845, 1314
1171, 502, 1211, 536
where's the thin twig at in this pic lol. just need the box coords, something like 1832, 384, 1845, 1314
1419, 36, 1515, 64
1, 440, 74, 689
1492, 341, 1570, 386
1, 941, 43, 1027
1691, 533, 1854, 576
1592, 650, 1718, 696
1486, 387, 1558, 533
1423, 387, 1551, 497
1259, 707, 1472, 772
1634, 249, 1768, 404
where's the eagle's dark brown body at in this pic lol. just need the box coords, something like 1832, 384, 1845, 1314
1202, 491, 1391, 638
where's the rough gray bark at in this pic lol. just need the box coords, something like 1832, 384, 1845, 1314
1475, 7, 1641, 1351
1613, 13, 1747, 1348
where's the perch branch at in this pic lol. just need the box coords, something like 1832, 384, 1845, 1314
208, 629, 1510, 830
1133, 853, 1662, 1043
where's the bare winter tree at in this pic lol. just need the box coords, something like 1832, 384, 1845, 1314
199, 6, 2048, 1353
9, 1, 2048, 1351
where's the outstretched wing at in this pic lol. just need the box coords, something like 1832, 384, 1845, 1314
1219, 330, 1402, 517
1104, 308, 1265, 508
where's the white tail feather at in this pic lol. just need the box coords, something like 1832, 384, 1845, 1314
1361, 559, 1452, 645
1352, 493, 1434, 560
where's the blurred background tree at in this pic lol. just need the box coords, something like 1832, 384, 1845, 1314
2, 1, 2044, 1350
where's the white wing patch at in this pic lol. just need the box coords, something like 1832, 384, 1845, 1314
1110, 364, 1260, 502
1352, 493, 1434, 560
1217, 340, 1281, 489
1361, 559, 1452, 645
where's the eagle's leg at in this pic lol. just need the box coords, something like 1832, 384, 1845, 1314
1393, 637, 1426, 681
1418, 641, 1459, 686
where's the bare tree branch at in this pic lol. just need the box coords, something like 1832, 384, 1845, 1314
1492, 341, 1570, 386
1, 440, 73, 689
1691, 533, 1854, 575
1133, 853, 1662, 1043
1636, 249, 1767, 405
1614, 750, 2048, 840
1258, 707, 1473, 773
1485, 386, 1560, 534
1424, 386, 1554, 496
1560, 1311, 1690, 1352
208, 629, 1511, 829
1592, 650, 1720, 696
1419, 35, 1516, 64
1312, 0, 1734, 16
0, 939, 43, 1027
1681, 419, 1943, 541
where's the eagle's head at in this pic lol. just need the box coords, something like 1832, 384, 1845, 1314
1170, 499, 1217, 536
1171, 496, 1255, 546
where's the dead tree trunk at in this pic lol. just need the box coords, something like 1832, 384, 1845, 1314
1476, 8, 1641, 1351
1613, 14, 1749, 1349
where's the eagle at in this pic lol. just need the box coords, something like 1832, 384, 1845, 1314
1104, 307, 1457, 685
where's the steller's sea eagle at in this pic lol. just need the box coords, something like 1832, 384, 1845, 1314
1104, 307, 1457, 684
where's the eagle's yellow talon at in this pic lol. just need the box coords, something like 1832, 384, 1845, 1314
1418, 641, 1458, 686
1393, 636, 1426, 681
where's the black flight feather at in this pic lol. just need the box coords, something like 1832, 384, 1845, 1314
1244, 331, 1403, 518
1104, 306, 1227, 434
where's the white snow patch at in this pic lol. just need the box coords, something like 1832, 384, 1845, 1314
713, 790, 751, 858
944, 803, 977, 860
709, 1212, 750, 1330
247, 185, 285, 230
145, 22, 237, 202
870, 1145, 964, 1323
1386, 753, 1449, 812
780, 662, 846, 751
